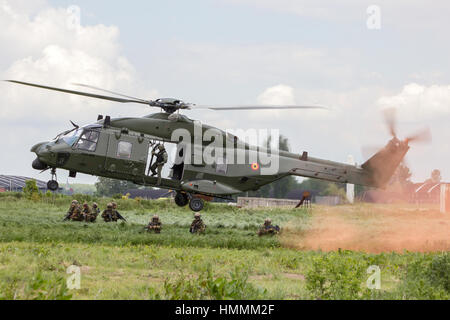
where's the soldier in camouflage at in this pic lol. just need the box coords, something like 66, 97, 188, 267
145, 215, 162, 233
64, 200, 79, 221
81, 202, 91, 221
150, 144, 168, 186
101, 203, 114, 222
258, 218, 280, 236
111, 202, 126, 222
92, 203, 100, 216
82, 202, 98, 223
190, 213, 206, 234
70, 202, 84, 222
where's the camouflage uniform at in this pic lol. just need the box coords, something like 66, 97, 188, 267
190, 213, 206, 234
92, 203, 100, 216
258, 218, 280, 236
111, 202, 119, 222
89, 203, 100, 222
64, 200, 79, 221
70, 203, 84, 222
102, 203, 115, 222
82, 203, 97, 223
145, 215, 162, 233
150, 145, 168, 185
111, 202, 126, 222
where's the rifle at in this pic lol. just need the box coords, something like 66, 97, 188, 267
115, 211, 127, 222
63, 212, 72, 221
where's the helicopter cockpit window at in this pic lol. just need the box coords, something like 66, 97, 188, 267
61, 129, 82, 147
117, 141, 132, 159
76, 130, 100, 152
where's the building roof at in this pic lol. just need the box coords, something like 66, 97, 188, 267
0, 175, 48, 191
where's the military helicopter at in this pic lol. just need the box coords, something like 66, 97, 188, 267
6, 80, 430, 211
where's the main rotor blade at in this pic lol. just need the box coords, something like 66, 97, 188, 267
194, 105, 328, 111
5, 80, 151, 105
71, 83, 150, 103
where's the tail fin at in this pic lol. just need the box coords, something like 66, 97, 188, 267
361, 138, 410, 188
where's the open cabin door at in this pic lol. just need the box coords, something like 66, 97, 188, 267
104, 133, 149, 176
171, 142, 186, 181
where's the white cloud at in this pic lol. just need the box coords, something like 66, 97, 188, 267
378, 83, 450, 120
0, 2, 144, 123
0, 1, 156, 183
257, 84, 296, 105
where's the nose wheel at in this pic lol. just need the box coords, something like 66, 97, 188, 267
47, 168, 59, 191
189, 198, 204, 212
174, 192, 189, 207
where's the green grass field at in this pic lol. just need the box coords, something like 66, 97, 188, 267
0, 193, 448, 300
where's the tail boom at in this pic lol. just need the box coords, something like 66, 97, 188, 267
286, 138, 410, 189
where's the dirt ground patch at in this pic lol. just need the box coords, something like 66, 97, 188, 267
281, 204, 450, 253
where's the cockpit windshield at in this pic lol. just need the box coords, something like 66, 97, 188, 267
61, 129, 83, 146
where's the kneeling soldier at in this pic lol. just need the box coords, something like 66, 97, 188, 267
258, 218, 280, 236
190, 213, 206, 234
111, 202, 126, 222
70, 202, 84, 222
83, 202, 98, 223
102, 203, 114, 222
92, 203, 100, 216
81, 202, 91, 221
145, 215, 162, 233
64, 200, 79, 221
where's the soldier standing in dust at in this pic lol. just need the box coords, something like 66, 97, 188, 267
145, 215, 162, 233
101, 203, 114, 222
150, 144, 168, 185
258, 218, 280, 236
190, 213, 206, 234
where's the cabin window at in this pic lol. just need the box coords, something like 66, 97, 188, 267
216, 157, 227, 174
117, 141, 132, 159
76, 130, 100, 152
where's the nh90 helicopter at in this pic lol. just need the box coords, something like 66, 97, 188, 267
6, 80, 430, 211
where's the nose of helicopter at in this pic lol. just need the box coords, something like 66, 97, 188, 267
31, 142, 47, 154
31, 142, 51, 170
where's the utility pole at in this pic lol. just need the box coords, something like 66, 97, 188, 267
346, 155, 355, 204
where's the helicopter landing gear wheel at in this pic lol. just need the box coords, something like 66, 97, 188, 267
47, 180, 59, 191
175, 192, 189, 207
189, 198, 204, 212
47, 168, 59, 191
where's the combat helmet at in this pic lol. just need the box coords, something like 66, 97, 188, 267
107, 203, 113, 209
194, 213, 201, 218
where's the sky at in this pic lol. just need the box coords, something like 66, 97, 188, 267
0, 0, 449, 185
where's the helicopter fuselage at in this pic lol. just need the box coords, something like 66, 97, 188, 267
31, 112, 410, 206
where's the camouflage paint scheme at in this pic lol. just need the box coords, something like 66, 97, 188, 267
31, 112, 409, 199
